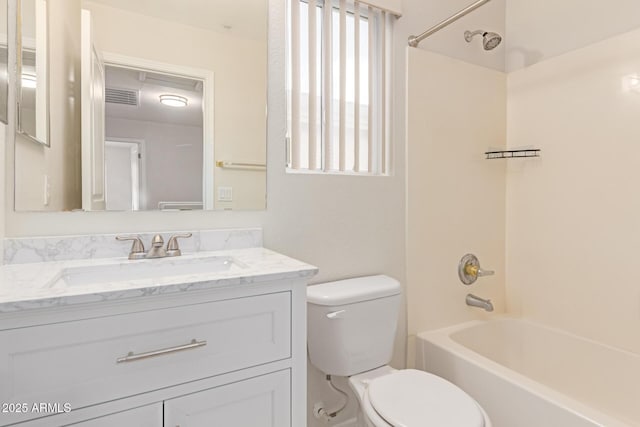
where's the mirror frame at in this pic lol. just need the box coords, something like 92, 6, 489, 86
0, 0, 8, 124
16, 0, 50, 146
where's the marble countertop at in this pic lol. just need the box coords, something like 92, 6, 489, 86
0, 248, 318, 313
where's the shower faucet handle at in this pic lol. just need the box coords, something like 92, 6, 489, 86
467, 264, 494, 278
458, 254, 494, 285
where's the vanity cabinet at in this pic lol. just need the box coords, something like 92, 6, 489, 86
0, 277, 309, 427
74, 370, 290, 427
164, 370, 290, 427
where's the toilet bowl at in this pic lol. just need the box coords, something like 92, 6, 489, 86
307, 275, 492, 427
349, 366, 491, 427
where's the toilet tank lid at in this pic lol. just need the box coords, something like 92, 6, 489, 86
307, 275, 401, 306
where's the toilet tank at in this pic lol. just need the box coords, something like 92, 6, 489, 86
307, 275, 401, 377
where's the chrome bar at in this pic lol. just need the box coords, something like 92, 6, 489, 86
408, 0, 492, 47
215, 161, 266, 170
116, 339, 207, 363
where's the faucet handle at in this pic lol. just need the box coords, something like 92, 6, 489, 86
166, 233, 193, 257
458, 254, 494, 285
116, 235, 146, 260
469, 265, 495, 278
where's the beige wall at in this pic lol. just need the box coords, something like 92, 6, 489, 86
505, 0, 640, 72
406, 48, 506, 367
14, 0, 81, 211
84, 1, 267, 211
506, 28, 640, 355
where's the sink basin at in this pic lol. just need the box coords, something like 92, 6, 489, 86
52, 256, 242, 287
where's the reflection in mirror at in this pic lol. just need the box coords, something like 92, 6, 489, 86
103, 66, 206, 211
18, 0, 49, 144
14, 0, 267, 212
0, 0, 7, 123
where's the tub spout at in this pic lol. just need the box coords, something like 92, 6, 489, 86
466, 294, 494, 312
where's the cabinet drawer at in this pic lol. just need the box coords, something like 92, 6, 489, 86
68, 404, 162, 427
164, 370, 291, 427
0, 292, 290, 425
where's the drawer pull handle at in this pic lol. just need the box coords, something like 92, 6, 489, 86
116, 339, 207, 363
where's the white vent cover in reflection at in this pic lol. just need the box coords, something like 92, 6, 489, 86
105, 88, 139, 106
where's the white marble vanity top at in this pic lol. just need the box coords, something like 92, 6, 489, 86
0, 247, 318, 313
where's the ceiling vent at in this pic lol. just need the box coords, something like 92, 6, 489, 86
105, 87, 139, 106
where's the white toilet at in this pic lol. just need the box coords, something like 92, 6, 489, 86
307, 275, 492, 427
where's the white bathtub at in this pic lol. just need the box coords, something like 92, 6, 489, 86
416, 318, 640, 427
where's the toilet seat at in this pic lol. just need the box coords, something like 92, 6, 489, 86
366, 369, 485, 427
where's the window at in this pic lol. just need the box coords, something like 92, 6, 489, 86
287, 0, 397, 175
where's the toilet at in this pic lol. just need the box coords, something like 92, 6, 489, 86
307, 275, 491, 427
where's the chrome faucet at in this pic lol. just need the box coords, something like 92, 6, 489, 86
116, 233, 193, 260
145, 235, 167, 259
466, 294, 494, 312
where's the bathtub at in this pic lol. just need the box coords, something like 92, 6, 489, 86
416, 318, 640, 427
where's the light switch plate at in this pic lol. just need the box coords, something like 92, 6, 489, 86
218, 186, 233, 202
43, 175, 51, 206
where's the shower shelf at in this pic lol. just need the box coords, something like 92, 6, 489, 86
485, 149, 541, 160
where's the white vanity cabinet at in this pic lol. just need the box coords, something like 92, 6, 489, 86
164, 370, 290, 427
0, 277, 310, 427
71, 404, 163, 426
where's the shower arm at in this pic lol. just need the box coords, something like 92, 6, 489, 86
408, 0, 492, 47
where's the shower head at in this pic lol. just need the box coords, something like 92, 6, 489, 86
464, 30, 502, 50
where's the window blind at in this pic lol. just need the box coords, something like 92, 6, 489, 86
288, 0, 396, 175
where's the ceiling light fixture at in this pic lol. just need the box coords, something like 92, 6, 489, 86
159, 94, 188, 108
22, 73, 37, 89
624, 74, 640, 93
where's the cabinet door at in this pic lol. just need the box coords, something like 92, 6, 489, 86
164, 370, 290, 427
68, 404, 162, 427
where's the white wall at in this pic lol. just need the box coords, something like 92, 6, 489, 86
106, 117, 203, 210
406, 48, 506, 367
506, 27, 640, 355
505, 0, 640, 72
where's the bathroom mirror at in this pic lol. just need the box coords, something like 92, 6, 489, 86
13, 0, 267, 212
0, 0, 8, 124
17, 0, 49, 145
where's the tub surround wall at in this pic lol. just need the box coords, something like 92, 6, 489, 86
2, 228, 262, 265
406, 48, 507, 367
505, 28, 640, 355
